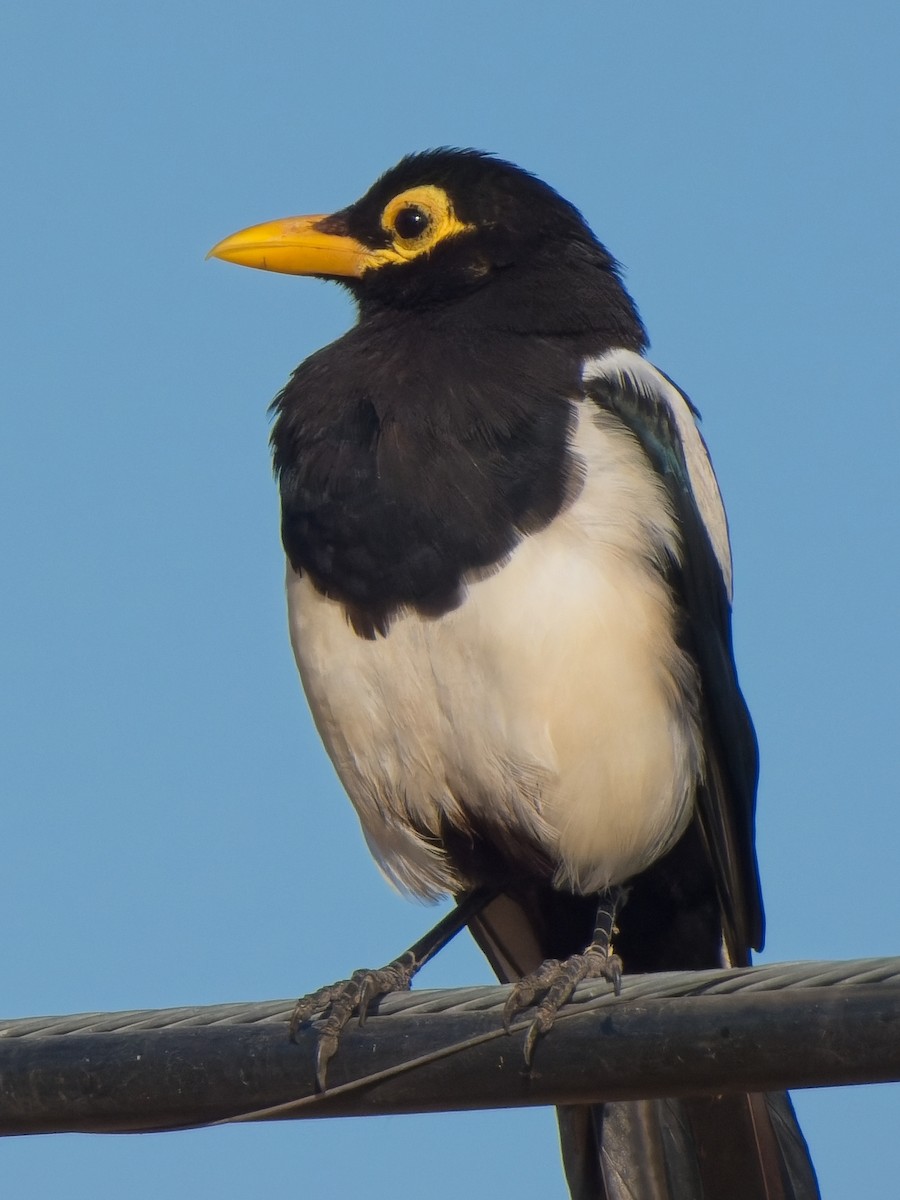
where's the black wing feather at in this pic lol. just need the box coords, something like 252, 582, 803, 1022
584, 363, 763, 957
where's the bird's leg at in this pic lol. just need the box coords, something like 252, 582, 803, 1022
503, 885, 628, 1065
290, 887, 494, 1090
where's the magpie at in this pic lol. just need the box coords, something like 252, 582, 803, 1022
209, 149, 819, 1200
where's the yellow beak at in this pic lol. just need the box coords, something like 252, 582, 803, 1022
207, 214, 372, 278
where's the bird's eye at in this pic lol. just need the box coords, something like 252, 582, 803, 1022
378, 186, 471, 258
392, 205, 431, 240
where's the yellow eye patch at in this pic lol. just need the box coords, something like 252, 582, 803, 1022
376, 185, 475, 263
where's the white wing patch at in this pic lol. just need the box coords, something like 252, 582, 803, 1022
582, 349, 734, 601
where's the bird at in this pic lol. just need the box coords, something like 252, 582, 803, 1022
208, 149, 819, 1200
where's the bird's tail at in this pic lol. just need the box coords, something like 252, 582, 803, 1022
468, 894, 819, 1200
557, 1091, 818, 1200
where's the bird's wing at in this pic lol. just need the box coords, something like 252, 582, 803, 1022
581, 348, 763, 959
465, 350, 814, 1200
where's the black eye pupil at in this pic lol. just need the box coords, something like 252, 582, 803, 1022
393, 205, 430, 239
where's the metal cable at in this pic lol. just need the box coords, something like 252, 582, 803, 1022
3, 956, 898, 1040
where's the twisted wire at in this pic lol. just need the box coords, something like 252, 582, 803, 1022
2, 955, 898, 1040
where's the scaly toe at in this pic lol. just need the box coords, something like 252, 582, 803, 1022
290, 956, 421, 1088
289, 984, 336, 1041
511, 945, 623, 1064
502, 958, 562, 1032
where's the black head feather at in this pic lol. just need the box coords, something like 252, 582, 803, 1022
322, 148, 647, 346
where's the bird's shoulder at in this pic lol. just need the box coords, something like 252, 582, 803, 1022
581, 348, 733, 598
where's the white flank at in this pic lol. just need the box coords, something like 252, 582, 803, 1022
287, 396, 705, 900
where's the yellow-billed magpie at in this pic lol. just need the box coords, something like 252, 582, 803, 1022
210, 149, 818, 1200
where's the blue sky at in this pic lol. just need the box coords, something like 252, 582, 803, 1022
2, 2, 898, 1195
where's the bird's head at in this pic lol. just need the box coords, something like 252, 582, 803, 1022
209, 148, 646, 344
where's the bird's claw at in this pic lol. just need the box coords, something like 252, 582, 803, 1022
502, 958, 563, 1033
289, 951, 418, 1090
504, 946, 623, 1066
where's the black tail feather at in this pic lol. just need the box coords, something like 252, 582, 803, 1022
558, 1093, 819, 1200
468, 882, 819, 1200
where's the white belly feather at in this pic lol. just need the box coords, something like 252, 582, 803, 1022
287, 396, 703, 900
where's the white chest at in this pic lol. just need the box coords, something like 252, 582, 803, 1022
287, 400, 702, 900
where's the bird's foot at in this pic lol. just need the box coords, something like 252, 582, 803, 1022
503, 944, 622, 1065
287, 891, 496, 1091
503, 886, 627, 1065
289, 951, 417, 1090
